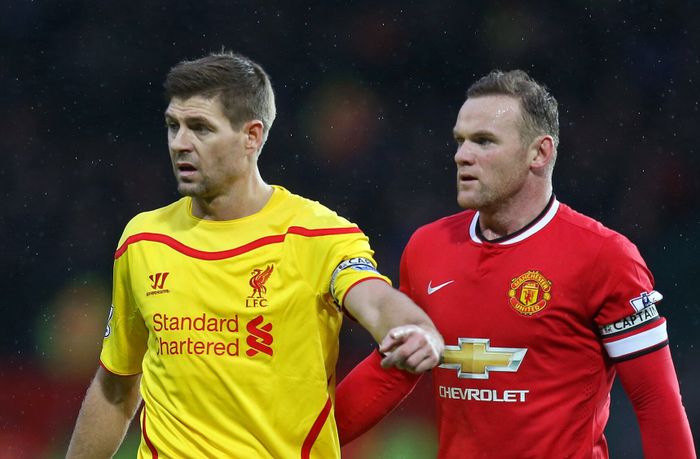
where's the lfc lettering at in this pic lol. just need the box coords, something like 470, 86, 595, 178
245, 297, 268, 308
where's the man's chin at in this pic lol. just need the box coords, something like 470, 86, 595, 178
177, 183, 203, 197
456, 193, 478, 210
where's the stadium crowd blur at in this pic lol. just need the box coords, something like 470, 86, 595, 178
2, 2, 698, 457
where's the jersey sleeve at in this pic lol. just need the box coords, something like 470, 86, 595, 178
590, 233, 668, 362
616, 346, 697, 458
335, 350, 422, 445
303, 215, 390, 310
329, 255, 390, 309
99, 238, 148, 375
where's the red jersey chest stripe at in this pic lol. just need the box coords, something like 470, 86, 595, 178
114, 226, 363, 260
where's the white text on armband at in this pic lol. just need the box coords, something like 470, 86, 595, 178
599, 304, 660, 337
439, 386, 529, 402
330, 257, 380, 304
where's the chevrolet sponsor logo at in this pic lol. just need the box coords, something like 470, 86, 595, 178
439, 386, 529, 402
439, 338, 527, 379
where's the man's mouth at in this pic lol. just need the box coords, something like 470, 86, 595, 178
176, 162, 198, 176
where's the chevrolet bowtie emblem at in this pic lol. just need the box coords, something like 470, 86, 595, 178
439, 338, 527, 379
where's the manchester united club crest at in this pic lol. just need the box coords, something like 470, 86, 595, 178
508, 270, 552, 316
246, 264, 274, 308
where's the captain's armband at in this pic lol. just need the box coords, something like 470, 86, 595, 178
599, 291, 668, 361
330, 257, 380, 306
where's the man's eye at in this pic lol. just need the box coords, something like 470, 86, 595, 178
166, 122, 178, 131
192, 125, 211, 134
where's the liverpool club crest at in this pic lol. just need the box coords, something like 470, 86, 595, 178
246, 264, 274, 308
508, 270, 552, 316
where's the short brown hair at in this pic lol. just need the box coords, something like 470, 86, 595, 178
164, 51, 276, 141
467, 70, 559, 148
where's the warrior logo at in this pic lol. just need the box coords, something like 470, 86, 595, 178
149, 272, 169, 290
147, 272, 170, 296
247, 265, 274, 308
508, 270, 552, 316
246, 315, 273, 356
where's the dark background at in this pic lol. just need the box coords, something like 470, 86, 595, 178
1, 1, 698, 457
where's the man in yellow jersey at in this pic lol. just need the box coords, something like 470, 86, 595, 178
66, 51, 443, 459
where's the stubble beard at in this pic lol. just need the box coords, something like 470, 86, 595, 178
457, 180, 505, 213
176, 176, 210, 199
456, 180, 484, 210
458, 193, 489, 211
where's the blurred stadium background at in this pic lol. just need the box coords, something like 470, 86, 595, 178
1, 1, 698, 457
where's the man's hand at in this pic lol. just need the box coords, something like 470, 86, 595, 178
341, 278, 444, 373
379, 324, 444, 373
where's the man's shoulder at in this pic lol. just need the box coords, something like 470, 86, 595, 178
119, 198, 188, 239
556, 202, 625, 240
555, 202, 640, 254
274, 186, 359, 229
410, 209, 475, 242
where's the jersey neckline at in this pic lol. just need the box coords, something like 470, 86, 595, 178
468, 195, 559, 245
184, 185, 287, 225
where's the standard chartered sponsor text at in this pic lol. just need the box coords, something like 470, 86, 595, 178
154, 312, 240, 357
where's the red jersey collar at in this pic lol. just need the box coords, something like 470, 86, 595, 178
469, 195, 559, 245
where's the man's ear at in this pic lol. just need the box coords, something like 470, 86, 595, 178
529, 135, 556, 172
243, 120, 265, 154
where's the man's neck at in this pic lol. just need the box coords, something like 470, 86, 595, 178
478, 187, 553, 241
191, 173, 273, 221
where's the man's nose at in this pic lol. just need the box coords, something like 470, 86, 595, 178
170, 127, 194, 152
454, 143, 475, 166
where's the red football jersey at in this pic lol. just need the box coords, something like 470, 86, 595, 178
399, 198, 668, 459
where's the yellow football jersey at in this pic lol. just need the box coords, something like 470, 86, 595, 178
101, 186, 389, 458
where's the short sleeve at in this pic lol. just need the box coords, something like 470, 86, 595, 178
590, 233, 668, 361
100, 249, 148, 375
298, 216, 390, 309
326, 233, 391, 308
591, 233, 655, 326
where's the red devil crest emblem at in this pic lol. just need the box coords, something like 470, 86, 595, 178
249, 265, 274, 298
508, 270, 552, 316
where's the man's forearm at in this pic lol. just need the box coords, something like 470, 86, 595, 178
67, 368, 142, 459
617, 347, 696, 458
343, 279, 443, 372
344, 279, 436, 343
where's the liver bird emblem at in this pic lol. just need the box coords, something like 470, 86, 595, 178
249, 265, 274, 298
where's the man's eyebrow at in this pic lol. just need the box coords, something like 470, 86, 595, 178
164, 113, 212, 124
452, 129, 495, 138
470, 129, 496, 137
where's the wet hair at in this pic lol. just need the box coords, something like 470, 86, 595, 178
164, 51, 276, 142
467, 69, 559, 148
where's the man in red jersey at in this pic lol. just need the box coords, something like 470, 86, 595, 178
335, 70, 696, 458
